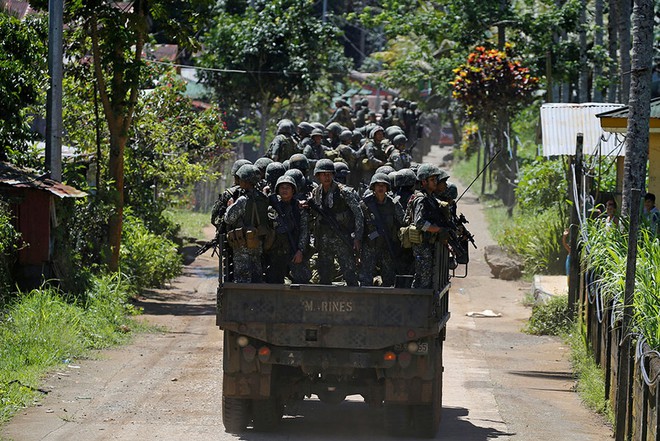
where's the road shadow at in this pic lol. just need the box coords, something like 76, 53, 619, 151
229, 399, 514, 441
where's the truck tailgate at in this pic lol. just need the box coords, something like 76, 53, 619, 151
218, 283, 450, 349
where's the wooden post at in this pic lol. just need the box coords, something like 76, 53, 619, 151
568, 133, 583, 319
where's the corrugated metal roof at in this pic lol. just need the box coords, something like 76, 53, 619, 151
595, 96, 660, 119
541, 103, 626, 157
0, 162, 87, 198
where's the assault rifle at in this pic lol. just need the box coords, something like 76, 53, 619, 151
306, 198, 355, 249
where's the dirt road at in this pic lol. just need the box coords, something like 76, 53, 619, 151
1, 149, 613, 441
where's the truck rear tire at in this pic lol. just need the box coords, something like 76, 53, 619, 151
412, 345, 443, 438
222, 396, 250, 433
252, 396, 282, 431
384, 403, 409, 436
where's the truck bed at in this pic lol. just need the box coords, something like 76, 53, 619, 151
218, 282, 450, 350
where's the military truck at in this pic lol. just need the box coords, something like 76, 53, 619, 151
217, 243, 454, 438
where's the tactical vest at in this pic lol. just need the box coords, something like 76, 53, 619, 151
243, 192, 270, 229
314, 185, 354, 235
363, 195, 398, 245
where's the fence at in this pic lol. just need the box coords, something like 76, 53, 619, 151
579, 264, 660, 440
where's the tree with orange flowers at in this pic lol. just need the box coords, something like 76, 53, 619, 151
451, 44, 539, 209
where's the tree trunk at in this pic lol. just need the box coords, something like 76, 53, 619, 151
578, 0, 589, 102
615, 3, 653, 438
592, 0, 604, 102
620, 0, 653, 215
607, 0, 619, 102
617, 0, 632, 104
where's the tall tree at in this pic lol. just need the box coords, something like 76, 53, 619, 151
617, 0, 632, 103
198, 0, 349, 152
0, 12, 47, 164
30, 0, 213, 271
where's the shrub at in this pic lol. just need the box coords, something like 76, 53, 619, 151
500, 206, 566, 275
0, 273, 140, 422
0, 201, 20, 302
525, 295, 572, 336
515, 158, 568, 214
120, 210, 182, 290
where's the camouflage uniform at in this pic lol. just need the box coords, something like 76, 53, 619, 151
410, 166, 450, 289
265, 176, 311, 284
310, 161, 364, 286
359, 175, 405, 286
224, 165, 272, 283
267, 119, 298, 162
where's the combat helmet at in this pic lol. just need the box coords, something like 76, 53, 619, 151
289, 153, 309, 172
393, 134, 407, 147
416, 163, 442, 181
369, 172, 391, 190
334, 161, 350, 179
369, 125, 384, 139
339, 130, 353, 143
375, 165, 396, 176
265, 162, 286, 187
276, 119, 295, 135
254, 157, 273, 174
236, 164, 261, 185
297, 121, 314, 137
314, 158, 336, 174
275, 175, 297, 194
396, 168, 417, 188
327, 122, 343, 136
284, 169, 306, 193
231, 159, 252, 176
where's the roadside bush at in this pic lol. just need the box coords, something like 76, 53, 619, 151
525, 295, 572, 336
515, 158, 568, 214
0, 201, 20, 302
0, 273, 140, 422
120, 210, 182, 291
500, 207, 566, 275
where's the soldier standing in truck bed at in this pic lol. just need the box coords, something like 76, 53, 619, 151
410, 163, 450, 289
308, 158, 364, 286
224, 164, 273, 283
359, 173, 405, 286
265, 175, 312, 284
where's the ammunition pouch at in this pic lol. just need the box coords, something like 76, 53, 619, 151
399, 225, 422, 248
257, 224, 276, 251
227, 228, 261, 250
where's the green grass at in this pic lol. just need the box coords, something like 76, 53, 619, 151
564, 325, 614, 424
164, 208, 212, 242
0, 274, 151, 424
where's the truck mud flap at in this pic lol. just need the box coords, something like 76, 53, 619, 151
223, 372, 271, 399
385, 377, 434, 404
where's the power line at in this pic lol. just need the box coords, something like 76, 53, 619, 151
144, 59, 350, 76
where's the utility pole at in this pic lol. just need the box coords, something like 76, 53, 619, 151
46, 0, 63, 181
568, 133, 583, 319
614, 0, 654, 439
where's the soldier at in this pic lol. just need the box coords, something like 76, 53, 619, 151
334, 130, 361, 169
333, 162, 351, 186
388, 134, 412, 171
409, 163, 450, 289
359, 173, 405, 286
267, 119, 298, 162
265, 175, 312, 284
326, 99, 354, 129
395, 168, 417, 211
254, 156, 273, 192
211, 158, 251, 231
296, 121, 315, 151
284, 168, 313, 201
264, 161, 286, 195
363, 126, 389, 182
308, 159, 364, 286
224, 164, 273, 283
301, 131, 327, 174
380, 100, 393, 128
326, 122, 344, 149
